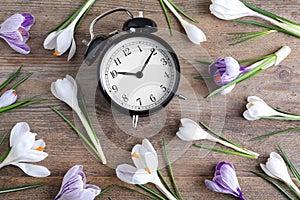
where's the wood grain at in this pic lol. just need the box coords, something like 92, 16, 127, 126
0, 0, 300, 199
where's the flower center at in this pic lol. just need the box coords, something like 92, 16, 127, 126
144, 167, 151, 174
18, 29, 23, 34
53, 50, 59, 56
215, 75, 221, 82
249, 103, 255, 107
132, 152, 142, 162
12, 91, 17, 96
35, 146, 44, 151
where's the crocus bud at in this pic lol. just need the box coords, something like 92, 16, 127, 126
0, 89, 17, 108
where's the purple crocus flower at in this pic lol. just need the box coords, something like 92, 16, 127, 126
0, 13, 34, 54
209, 57, 253, 95
54, 165, 101, 200
205, 162, 246, 200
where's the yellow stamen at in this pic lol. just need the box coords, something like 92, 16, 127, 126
132, 152, 142, 162
12, 91, 17, 96
144, 167, 151, 174
35, 146, 44, 151
18, 29, 23, 34
215, 75, 221, 82
249, 103, 255, 107
53, 50, 59, 56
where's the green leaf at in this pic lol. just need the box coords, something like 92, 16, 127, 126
11, 72, 33, 89
249, 127, 300, 141
260, 116, 300, 121
0, 132, 8, 147
0, 148, 11, 163
194, 76, 212, 79
137, 185, 166, 200
167, 0, 199, 23
242, 1, 300, 26
163, 137, 182, 199
0, 96, 46, 114
0, 66, 22, 92
0, 183, 43, 194
157, 170, 177, 198
98, 185, 114, 196
231, 19, 300, 38
195, 59, 212, 64
114, 185, 157, 200
193, 144, 258, 159
251, 171, 295, 200
206, 55, 275, 98
50, 106, 103, 161
277, 145, 300, 185
160, 0, 173, 35
272, 107, 300, 117
229, 30, 275, 46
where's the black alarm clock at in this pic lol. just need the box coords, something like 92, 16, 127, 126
85, 8, 181, 128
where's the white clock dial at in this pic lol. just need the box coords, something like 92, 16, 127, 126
98, 33, 180, 114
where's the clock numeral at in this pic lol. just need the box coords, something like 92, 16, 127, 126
137, 45, 142, 52
122, 94, 128, 102
150, 48, 157, 55
150, 94, 156, 102
160, 58, 167, 65
160, 85, 167, 92
114, 58, 121, 66
112, 85, 118, 92
110, 70, 118, 79
122, 48, 132, 57
164, 72, 170, 79
136, 98, 142, 106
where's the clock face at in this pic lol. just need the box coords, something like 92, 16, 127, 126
98, 32, 180, 116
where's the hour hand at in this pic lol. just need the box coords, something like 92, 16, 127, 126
117, 72, 138, 76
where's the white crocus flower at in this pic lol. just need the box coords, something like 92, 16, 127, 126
0, 89, 17, 108
243, 96, 300, 121
43, 0, 95, 60
261, 152, 300, 197
51, 75, 107, 164
162, 0, 206, 44
116, 139, 177, 200
0, 122, 50, 177
177, 118, 259, 157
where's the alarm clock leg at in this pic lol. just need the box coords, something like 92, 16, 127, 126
132, 115, 139, 128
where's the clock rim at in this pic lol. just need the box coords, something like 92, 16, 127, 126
96, 31, 181, 117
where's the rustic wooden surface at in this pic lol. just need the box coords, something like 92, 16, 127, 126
0, 0, 300, 199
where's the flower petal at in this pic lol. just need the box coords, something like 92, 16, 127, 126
21, 13, 35, 30
0, 36, 30, 54
43, 31, 60, 50
243, 110, 259, 121
177, 118, 211, 141
67, 38, 76, 61
0, 89, 17, 108
260, 163, 277, 179
0, 13, 23, 33
13, 163, 50, 177
180, 20, 206, 44
266, 153, 291, 182
205, 179, 233, 195
17, 150, 48, 163
56, 28, 73, 56
219, 84, 236, 95
10, 122, 31, 147
247, 96, 264, 103
116, 164, 139, 184
219, 163, 241, 193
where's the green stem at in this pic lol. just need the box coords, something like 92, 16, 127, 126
194, 76, 212, 79
260, 116, 300, 120
160, 0, 173, 35
193, 144, 258, 159
0, 148, 11, 163
137, 185, 166, 200
115, 185, 157, 200
0, 96, 46, 114
206, 55, 276, 98
0, 183, 43, 194
251, 171, 295, 200
163, 137, 182, 200
98, 185, 114, 196
157, 170, 177, 198
11, 73, 33, 89
249, 127, 300, 141
166, 0, 199, 23
277, 144, 300, 185
50, 106, 103, 161
0, 132, 8, 146
0, 66, 22, 92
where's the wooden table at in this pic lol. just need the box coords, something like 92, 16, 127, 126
0, 0, 299, 199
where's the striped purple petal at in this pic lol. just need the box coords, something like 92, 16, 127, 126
21, 13, 35, 29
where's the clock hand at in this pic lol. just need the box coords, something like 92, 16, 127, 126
117, 72, 138, 76
139, 48, 155, 73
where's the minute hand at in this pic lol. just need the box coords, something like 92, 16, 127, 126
139, 49, 155, 73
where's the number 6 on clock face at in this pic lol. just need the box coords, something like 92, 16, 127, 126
97, 32, 180, 117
